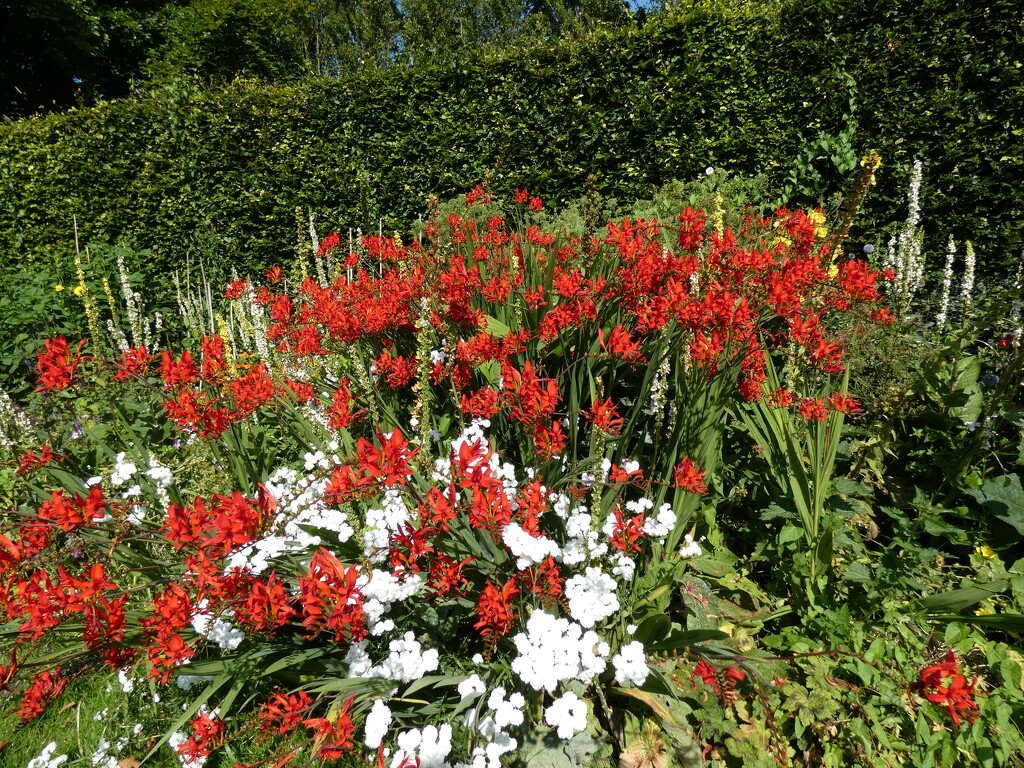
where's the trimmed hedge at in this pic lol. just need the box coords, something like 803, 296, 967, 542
1, 0, 1021, 283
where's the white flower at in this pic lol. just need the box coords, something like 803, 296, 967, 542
364, 700, 393, 749
390, 724, 453, 768
679, 534, 703, 558
502, 522, 560, 569
118, 668, 135, 693
511, 611, 608, 690
487, 687, 525, 729
612, 641, 650, 686
458, 674, 486, 699
642, 503, 676, 538
564, 567, 619, 628
545, 691, 588, 739
371, 632, 439, 682
27, 742, 68, 768
705, 166, 715, 175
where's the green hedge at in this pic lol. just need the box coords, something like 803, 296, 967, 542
1, 0, 1021, 284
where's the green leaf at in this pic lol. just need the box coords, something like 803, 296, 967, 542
920, 581, 1009, 612
968, 474, 1024, 538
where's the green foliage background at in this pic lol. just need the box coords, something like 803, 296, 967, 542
1, 0, 1021, 282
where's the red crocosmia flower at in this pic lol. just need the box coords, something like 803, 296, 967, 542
114, 344, 152, 381
224, 279, 249, 299
534, 419, 568, 461
160, 350, 199, 388
179, 709, 225, 761
769, 388, 796, 408
298, 550, 367, 642
609, 507, 645, 554
529, 196, 544, 212
827, 391, 860, 414
428, 553, 474, 597
304, 693, 357, 759
460, 386, 501, 418
16, 445, 56, 477
266, 265, 284, 283
598, 325, 645, 363
673, 457, 708, 495
514, 188, 530, 204
35, 336, 87, 392
586, 398, 624, 436
260, 689, 314, 735
911, 651, 980, 726
0, 652, 18, 693
317, 232, 342, 258
147, 630, 195, 684
200, 334, 228, 380
16, 668, 66, 723
230, 361, 275, 417
38, 487, 105, 532
693, 659, 745, 705
517, 556, 564, 609
327, 378, 362, 430
797, 397, 830, 422
475, 577, 520, 646
677, 206, 707, 251
356, 429, 417, 488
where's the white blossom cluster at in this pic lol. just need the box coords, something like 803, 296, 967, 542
564, 567, 620, 628
611, 641, 650, 686
390, 724, 454, 768
545, 691, 588, 739
358, 568, 425, 635
345, 632, 439, 683
190, 606, 246, 651
26, 742, 68, 768
501, 522, 560, 569
363, 489, 413, 561
511, 610, 609, 691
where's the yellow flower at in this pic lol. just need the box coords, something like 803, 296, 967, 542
815, 226, 829, 239
975, 545, 997, 559
808, 210, 826, 227
73, 285, 85, 297
54, 284, 64, 292
975, 604, 995, 616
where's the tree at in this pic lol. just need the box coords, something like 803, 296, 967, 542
0, 0, 168, 118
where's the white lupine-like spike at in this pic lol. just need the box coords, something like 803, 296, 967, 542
935, 238, 956, 326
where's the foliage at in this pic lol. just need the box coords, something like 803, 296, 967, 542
0, 0, 1020, 292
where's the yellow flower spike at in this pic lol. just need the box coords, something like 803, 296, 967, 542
73, 284, 85, 297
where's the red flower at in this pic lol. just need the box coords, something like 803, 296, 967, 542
475, 578, 520, 645
266, 265, 284, 283
529, 196, 544, 212
16, 445, 56, 477
673, 457, 708, 495
912, 651, 980, 726
16, 668, 66, 723
304, 693, 357, 758
35, 336, 87, 392
114, 344, 152, 381
260, 689, 314, 735
693, 659, 745, 704
797, 397, 830, 422
179, 709, 225, 762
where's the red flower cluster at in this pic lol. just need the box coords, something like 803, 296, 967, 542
911, 651, 980, 726
693, 659, 745, 705
35, 336, 87, 392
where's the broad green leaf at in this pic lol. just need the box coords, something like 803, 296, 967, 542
968, 474, 1024, 538
920, 580, 1009, 612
